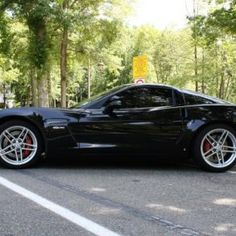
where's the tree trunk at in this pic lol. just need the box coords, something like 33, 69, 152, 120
219, 51, 227, 99
38, 70, 49, 107
193, 0, 199, 92
3, 83, 6, 109
219, 74, 225, 99
194, 44, 198, 92
87, 58, 91, 99
60, 1, 69, 108
154, 65, 159, 83
60, 27, 68, 108
215, 48, 219, 97
225, 76, 231, 99
31, 71, 38, 107
201, 49, 205, 93
34, 23, 49, 107
47, 68, 52, 107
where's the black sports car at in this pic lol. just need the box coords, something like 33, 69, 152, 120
0, 83, 236, 172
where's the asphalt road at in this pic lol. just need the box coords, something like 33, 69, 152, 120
0, 158, 236, 236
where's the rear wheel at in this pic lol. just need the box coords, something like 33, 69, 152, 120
0, 120, 42, 168
194, 124, 236, 172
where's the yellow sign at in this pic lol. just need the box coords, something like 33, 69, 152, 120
133, 55, 148, 79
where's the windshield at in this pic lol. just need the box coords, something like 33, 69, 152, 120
72, 84, 129, 108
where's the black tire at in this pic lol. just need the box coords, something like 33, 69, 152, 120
0, 120, 42, 169
194, 124, 236, 172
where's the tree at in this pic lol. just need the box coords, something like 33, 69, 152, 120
1, 0, 53, 107
54, 0, 132, 107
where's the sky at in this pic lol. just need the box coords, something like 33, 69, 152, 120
128, 0, 195, 30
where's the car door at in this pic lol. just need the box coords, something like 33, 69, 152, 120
71, 85, 184, 156
110, 86, 184, 155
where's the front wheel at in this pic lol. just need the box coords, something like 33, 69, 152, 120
194, 124, 236, 172
0, 120, 42, 168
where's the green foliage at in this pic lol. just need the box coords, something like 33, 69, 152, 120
187, 0, 236, 101
1, 0, 236, 106
0, 14, 12, 55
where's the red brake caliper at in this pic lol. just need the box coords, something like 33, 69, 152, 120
203, 140, 212, 153
23, 136, 32, 157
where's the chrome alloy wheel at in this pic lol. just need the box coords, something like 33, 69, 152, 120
0, 126, 38, 166
200, 128, 236, 168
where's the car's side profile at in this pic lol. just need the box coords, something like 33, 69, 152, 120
0, 83, 236, 172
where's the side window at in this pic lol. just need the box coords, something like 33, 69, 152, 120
184, 93, 214, 105
174, 91, 185, 106
117, 87, 173, 108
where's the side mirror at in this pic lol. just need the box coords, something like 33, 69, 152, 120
103, 96, 122, 114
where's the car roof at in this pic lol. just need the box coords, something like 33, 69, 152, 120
123, 83, 181, 91
78, 83, 231, 109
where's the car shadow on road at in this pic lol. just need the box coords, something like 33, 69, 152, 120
36, 155, 202, 172
0, 156, 235, 172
